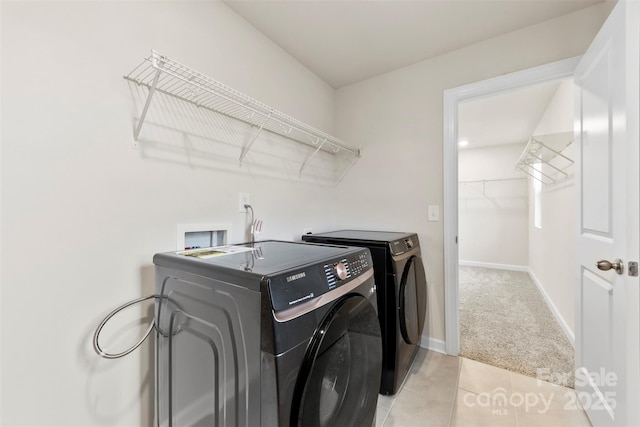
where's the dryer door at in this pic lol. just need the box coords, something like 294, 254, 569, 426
398, 255, 427, 345
291, 294, 382, 427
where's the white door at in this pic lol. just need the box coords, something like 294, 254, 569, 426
574, 1, 639, 426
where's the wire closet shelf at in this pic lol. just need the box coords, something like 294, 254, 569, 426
515, 131, 574, 185
124, 50, 361, 179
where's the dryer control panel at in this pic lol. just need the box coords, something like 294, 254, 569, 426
390, 235, 418, 256
269, 249, 372, 311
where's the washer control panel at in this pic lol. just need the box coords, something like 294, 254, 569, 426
324, 252, 370, 290
269, 249, 373, 311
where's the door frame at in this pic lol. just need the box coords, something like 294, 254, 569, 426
443, 57, 581, 355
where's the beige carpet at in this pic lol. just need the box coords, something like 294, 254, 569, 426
459, 266, 575, 388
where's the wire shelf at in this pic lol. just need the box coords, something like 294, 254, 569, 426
124, 50, 360, 181
515, 131, 574, 185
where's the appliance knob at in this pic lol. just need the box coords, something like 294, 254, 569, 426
334, 262, 348, 280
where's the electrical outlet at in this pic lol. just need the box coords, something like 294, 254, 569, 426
239, 193, 250, 213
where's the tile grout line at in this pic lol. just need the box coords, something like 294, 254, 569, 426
381, 396, 395, 427
446, 356, 464, 426
510, 371, 521, 427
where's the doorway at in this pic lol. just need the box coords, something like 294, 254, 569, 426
456, 80, 575, 386
443, 57, 579, 358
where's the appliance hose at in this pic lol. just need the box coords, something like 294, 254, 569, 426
93, 294, 158, 359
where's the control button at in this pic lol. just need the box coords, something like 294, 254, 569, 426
334, 262, 348, 280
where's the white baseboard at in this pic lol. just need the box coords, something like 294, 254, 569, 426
419, 335, 446, 354
459, 260, 529, 272
527, 268, 575, 347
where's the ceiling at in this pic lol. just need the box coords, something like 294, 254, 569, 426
225, 0, 602, 89
458, 79, 566, 149
225, 0, 599, 150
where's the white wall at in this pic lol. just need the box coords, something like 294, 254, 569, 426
1, 1, 341, 425
458, 144, 529, 267
528, 79, 576, 335
334, 3, 612, 349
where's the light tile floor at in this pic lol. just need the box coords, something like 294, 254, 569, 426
376, 349, 592, 427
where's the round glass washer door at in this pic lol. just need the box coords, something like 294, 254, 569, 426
291, 294, 382, 427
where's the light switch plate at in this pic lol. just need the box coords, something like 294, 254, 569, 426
428, 205, 440, 221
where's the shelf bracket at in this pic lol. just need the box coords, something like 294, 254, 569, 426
526, 151, 569, 177
518, 166, 554, 185
336, 149, 362, 183
531, 138, 573, 164
517, 161, 560, 184
133, 66, 163, 142
239, 112, 272, 163
299, 138, 327, 176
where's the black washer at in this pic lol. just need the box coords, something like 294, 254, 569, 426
154, 240, 382, 426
